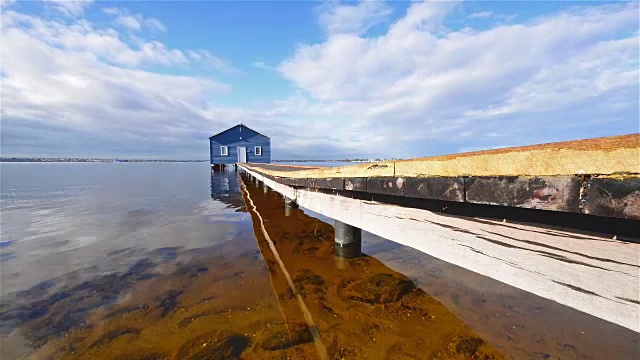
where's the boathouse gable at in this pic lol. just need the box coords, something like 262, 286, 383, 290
209, 124, 271, 165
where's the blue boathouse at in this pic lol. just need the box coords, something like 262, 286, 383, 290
209, 124, 271, 167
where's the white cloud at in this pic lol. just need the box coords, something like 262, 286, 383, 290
101, 7, 166, 32
253, 60, 274, 71
279, 1, 639, 156
0, 7, 243, 159
101, 7, 118, 16
114, 14, 142, 31
1, 15, 228, 118
4, 10, 189, 68
468, 11, 493, 19
467, 10, 515, 22
317, 0, 393, 35
186, 50, 239, 74
143, 17, 166, 32
0, 0, 17, 10
47, 0, 93, 17
3, 11, 237, 72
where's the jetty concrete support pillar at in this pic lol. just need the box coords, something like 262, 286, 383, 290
334, 220, 361, 259
284, 196, 297, 217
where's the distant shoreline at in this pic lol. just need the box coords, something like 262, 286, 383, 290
0, 158, 208, 163
1, 158, 388, 163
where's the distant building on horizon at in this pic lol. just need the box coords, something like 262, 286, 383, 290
209, 124, 271, 166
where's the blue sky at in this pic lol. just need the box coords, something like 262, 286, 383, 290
1, 0, 638, 160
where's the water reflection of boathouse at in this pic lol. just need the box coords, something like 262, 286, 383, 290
210, 167, 245, 209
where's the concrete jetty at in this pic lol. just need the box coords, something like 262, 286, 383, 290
237, 134, 640, 332
241, 134, 639, 222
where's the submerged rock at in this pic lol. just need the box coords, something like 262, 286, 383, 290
456, 337, 484, 356
340, 273, 414, 304
103, 304, 149, 320
114, 353, 169, 360
149, 246, 182, 261
173, 262, 208, 278
261, 323, 314, 350
176, 332, 249, 360
89, 328, 141, 348
293, 269, 325, 296
123, 258, 157, 280
2, 272, 133, 344
15, 279, 59, 300
156, 289, 183, 318
0, 301, 48, 334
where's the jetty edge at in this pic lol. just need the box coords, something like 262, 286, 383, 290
238, 133, 640, 224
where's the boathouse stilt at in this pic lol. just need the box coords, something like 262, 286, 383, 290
334, 220, 362, 259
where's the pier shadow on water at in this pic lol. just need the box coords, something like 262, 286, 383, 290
0, 169, 636, 359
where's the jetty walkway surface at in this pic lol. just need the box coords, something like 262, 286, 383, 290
237, 134, 640, 332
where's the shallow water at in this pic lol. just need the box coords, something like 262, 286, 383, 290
0, 163, 637, 359
1, 163, 245, 297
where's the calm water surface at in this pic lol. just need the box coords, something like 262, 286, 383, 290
0, 163, 637, 359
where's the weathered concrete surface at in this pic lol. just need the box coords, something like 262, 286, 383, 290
582, 176, 640, 219
367, 177, 404, 196
343, 177, 367, 192
314, 178, 344, 190
240, 165, 640, 332
281, 177, 314, 188
404, 177, 465, 202
465, 176, 581, 212
248, 166, 640, 221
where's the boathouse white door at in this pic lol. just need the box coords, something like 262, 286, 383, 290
237, 147, 247, 163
